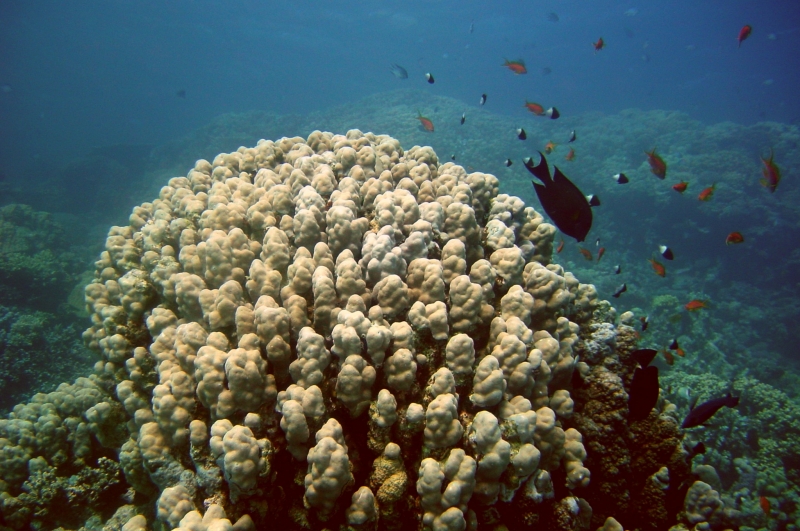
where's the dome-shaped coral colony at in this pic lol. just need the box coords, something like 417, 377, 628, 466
0, 130, 691, 531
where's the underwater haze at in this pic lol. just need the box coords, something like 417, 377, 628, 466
2, 1, 800, 530
1, 0, 799, 177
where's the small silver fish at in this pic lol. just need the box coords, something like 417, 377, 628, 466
389, 64, 408, 79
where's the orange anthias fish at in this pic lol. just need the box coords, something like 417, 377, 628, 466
662, 349, 675, 366
565, 148, 575, 161
726, 232, 744, 245
579, 247, 593, 261
738, 25, 752, 48
648, 258, 666, 277
557, 239, 565, 253
545, 141, 557, 155
597, 247, 605, 261
503, 59, 527, 74
646, 148, 667, 179
593, 37, 604, 52
760, 496, 770, 517
685, 299, 708, 311
416, 111, 434, 132
760, 149, 782, 193
672, 181, 689, 193
698, 184, 716, 201
525, 101, 545, 115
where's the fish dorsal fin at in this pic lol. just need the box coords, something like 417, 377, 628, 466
689, 394, 699, 411
524, 152, 552, 184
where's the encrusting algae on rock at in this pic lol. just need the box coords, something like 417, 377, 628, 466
0, 130, 695, 530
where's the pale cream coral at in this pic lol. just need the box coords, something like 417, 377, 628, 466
408, 300, 449, 341
467, 411, 511, 506
157, 484, 196, 528
336, 355, 377, 417
423, 393, 463, 450
384, 349, 417, 393
470, 356, 506, 408
304, 436, 354, 521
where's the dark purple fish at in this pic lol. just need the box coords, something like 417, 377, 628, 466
681, 393, 739, 429
631, 348, 658, 367
629, 365, 659, 421
525, 152, 593, 242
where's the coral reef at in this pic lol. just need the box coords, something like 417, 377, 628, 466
1, 130, 692, 530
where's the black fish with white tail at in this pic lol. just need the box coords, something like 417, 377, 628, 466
480, 94, 487, 106
681, 393, 740, 429
461, 112, 466, 125
517, 128, 527, 140
505, 159, 513, 167
568, 130, 576, 143
613, 173, 629, 184
660, 245, 674, 260
425, 72, 435, 84
546, 107, 560, 119
524, 152, 593, 242
586, 194, 601, 207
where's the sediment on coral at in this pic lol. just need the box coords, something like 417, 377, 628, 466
1, 130, 692, 531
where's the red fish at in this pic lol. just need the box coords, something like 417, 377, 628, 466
725, 232, 744, 245
578, 247, 593, 261
663, 349, 675, 366
760, 496, 770, 517
557, 239, 565, 253
524, 101, 545, 115
597, 247, 605, 262
646, 148, 667, 179
593, 37, 604, 52
672, 181, 689, 193
565, 148, 576, 161
503, 59, 527, 74
685, 299, 708, 311
545, 141, 557, 155
760, 149, 782, 193
648, 258, 666, 277
738, 25, 752, 48
417, 111, 434, 132
698, 184, 716, 201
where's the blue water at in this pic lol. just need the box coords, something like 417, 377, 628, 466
1, 0, 799, 179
